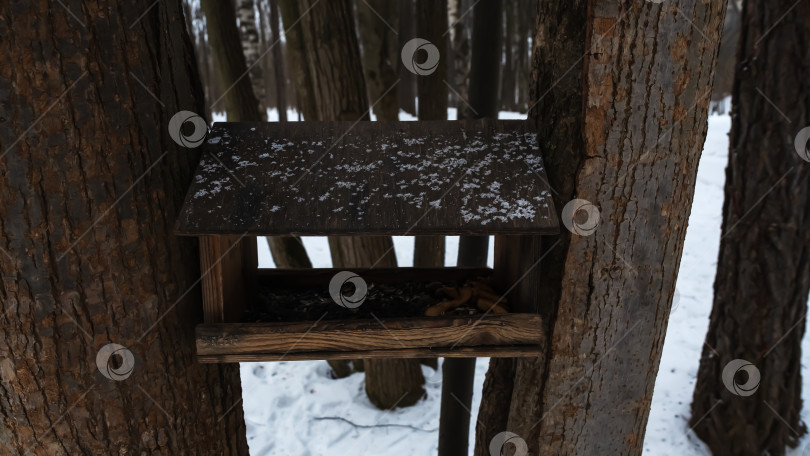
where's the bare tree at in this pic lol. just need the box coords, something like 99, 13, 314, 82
439, 2, 502, 455
278, 0, 425, 408
356, 0, 400, 122
413, 0, 448, 268
691, 1, 810, 453
202, 0, 312, 269
234, 0, 267, 119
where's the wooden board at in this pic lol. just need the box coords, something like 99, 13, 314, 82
254, 266, 492, 286
176, 120, 559, 236
196, 313, 544, 361
197, 346, 541, 363
199, 235, 257, 323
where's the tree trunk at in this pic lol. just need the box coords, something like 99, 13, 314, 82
356, 0, 400, 122
234, 0, 267, 119
269, 0, 288, 122
413, 0, 448, 269
474, 1, 727, 455
202, 0, 261, 121
0, 1, 248, 454
446, 0, 471, 110
278, 0, 425, 406
202, 0, 311, 269
690, 1, 810, 454
438, 2, 501, 455
500, 2, 516, 112
397, 0, 418, 116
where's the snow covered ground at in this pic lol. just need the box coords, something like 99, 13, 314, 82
219, 109, 810, 455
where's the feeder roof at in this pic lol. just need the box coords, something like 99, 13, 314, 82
176, 119, 559, 236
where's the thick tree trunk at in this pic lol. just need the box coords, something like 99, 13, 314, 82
278, 0, 425, 407
690, 1, 810, 454
413, 0, 448, 269
474, 1, 727, 455
234, 0, 267, 119
356, 0, 400, 122
202, 0, 311, 269
0, 1, 248, 454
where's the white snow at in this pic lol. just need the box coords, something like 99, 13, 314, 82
223, 109, 810, 455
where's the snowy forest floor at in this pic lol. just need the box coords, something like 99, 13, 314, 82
217, 109, 810, 455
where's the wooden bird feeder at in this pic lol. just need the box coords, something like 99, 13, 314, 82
176, 119, 559, 363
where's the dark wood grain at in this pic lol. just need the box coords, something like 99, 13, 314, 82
197, 345, 541, 362
254, 266, 492, 286
199, 235, 257, 323
196, 313, 544, 359
176, 119, 559, 235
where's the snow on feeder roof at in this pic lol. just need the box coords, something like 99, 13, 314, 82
176, 119, 559, 236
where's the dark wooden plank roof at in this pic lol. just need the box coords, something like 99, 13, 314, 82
176, 119, 559, 235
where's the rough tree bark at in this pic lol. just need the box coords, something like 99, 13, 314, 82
356, 0, 400, 122
201, 0, 311, 269
278, 0, 425, 407
413, 0, 448, 269
0, 1, 248, 454
474, 1, 727, 455
690, 1, 810, 454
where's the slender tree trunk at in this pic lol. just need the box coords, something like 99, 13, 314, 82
202, 0, 311, 269
202, 0, 261, 121
234, 0, 267, 119
269, 0, 288, 122
438, 3, 501, 455
278, 0, 424, 407
356, 0, 400, 121
515, 1, 530, 111
413, 0, 447, 269
690, 1, 810, 454
500, 2, 515, 112
447, 0, 471, 111
0, 1, 248, 454
474, 1, 727, 454
398, 0, 418, 116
